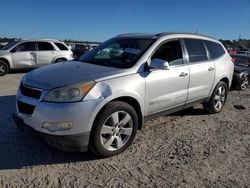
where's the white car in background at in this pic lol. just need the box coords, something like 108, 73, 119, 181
0, 39, 73, 76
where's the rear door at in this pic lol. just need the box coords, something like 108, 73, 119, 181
36, 42, 55, 65
145, 39, 189, 115
183, 38, 215, 102
12, 42, 37, 68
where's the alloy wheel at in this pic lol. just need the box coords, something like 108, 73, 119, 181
214, 85, 226, 111
100, 111, 133, 151
0, 64, 6, 74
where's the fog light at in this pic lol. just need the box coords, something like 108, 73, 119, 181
42, 122, 73, 132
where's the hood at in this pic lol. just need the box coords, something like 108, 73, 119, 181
23, 61, 124, 89
0, 50, 9, 55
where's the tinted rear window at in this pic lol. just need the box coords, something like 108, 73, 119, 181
54, 42, 69, 51
38, 42, 54, 51
184, 39, 208, 63
204, 40, 225, 59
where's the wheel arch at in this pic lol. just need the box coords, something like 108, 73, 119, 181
220, 77, 229, 89
92, 96, 144, 131
53, 57, 67, 63
0, 58, 10, 69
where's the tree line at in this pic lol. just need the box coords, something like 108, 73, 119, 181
0, 37, 100, 44
219, 39, 250, 49
1, 37, 250, 49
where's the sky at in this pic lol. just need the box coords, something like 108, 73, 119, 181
0, 0, 250, 42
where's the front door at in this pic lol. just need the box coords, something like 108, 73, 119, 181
12, 42, 37, 68
145, 40, 189, 115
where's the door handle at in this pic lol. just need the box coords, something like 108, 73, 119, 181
208, 67, 215, 71
179, 72, 188, 77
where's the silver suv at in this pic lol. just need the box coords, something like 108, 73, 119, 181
13, 33, 234, 157
0, 39, 73, 76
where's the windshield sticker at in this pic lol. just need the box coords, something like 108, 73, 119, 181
124, 48, 141, 55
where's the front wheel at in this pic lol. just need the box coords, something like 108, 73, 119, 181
203, 81, 228, 114
90, 101, 138, 158
0, 60, 9, 76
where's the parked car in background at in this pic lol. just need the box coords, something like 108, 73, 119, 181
13, 32, 234, 157
71, 44, 89, 59
227, 48, 237, 55
237, 50, 250, 55
0, 39, 73, 76
89, 44, 99, 51
231, 54, 250, 90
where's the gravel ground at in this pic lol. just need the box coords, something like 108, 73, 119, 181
0, 72, 249, 187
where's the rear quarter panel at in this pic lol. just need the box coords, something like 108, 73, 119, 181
211, 53, 234, 95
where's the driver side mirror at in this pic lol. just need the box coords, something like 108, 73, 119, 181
150, 58, 170, 70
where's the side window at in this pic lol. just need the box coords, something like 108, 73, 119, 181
204, 40, 225, 59
14, 42, 36, 52
37, 42, 54, 51
54, 42, 69, 51
151, 40, 184, 66
183, 39, 208, 63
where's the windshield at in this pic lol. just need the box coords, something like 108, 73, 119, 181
79, 37, 155, 68
232, 56, 250, 68
0, 41, 19, 51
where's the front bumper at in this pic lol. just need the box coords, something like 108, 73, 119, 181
13, 113, 90, 152
16, 86, 103, 135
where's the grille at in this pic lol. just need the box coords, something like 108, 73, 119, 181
20, 84, 42, 99
17, 101, 35, 116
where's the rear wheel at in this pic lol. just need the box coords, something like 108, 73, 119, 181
203, 81, 228, 114
0, 60, 9, 76
54, 58, 66, 63
90, 101, 138, 158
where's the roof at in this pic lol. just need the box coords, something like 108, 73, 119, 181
19, 39, 62, 42
117, 32, 217, 40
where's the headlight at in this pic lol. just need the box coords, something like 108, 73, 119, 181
44, 81, 95, 102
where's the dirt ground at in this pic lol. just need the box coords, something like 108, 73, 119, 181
0, 72, 249, 188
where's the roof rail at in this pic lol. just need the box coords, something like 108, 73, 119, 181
156, 32, 216, 40
116, 33, 155, 37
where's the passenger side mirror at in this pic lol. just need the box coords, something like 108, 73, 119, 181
150, 58, 170, 70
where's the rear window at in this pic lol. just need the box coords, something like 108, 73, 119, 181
204, 40, 225, 59
184, 39, 208, 63
38, 42, 54, 51
54, 42, 69, 51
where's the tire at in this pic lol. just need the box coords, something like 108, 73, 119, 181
0, 60, 9, 76
203, 81, 228, 114
240, 76, 249, 91
90, 101, 138, 158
